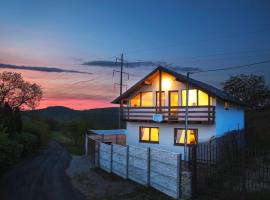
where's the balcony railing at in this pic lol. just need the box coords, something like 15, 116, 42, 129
122, 106, 215, 124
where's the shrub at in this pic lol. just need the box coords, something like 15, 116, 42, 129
0, 133, 23, 173
23, 119, 50, 147
13, 132, 39, 156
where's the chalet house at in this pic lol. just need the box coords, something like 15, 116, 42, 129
112, 66, 245, 154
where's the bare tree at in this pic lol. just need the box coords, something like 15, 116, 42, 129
0, 71, 43, 110
223, 74, 270, 110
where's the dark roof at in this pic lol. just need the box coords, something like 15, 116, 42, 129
111, 66, 244, 106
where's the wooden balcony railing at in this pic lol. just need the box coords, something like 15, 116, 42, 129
121, 106, 215, 124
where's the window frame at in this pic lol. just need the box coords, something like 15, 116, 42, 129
139, 126, 159, 144
155, 91, 165, 107
181, 89, 212, 107
174, 128, 198, 146
130, 91, 153, 107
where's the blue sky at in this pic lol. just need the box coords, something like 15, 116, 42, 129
0, 0, 270, 109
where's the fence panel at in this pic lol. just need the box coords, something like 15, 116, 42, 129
112, 144, 128, 179
150, 148, 180, 198
128, 145, 149, 186
99, 143, 112, 173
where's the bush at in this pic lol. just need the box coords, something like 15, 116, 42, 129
0, 134, 23, 173
13, 132, 39, 157
23, 119, 50, 147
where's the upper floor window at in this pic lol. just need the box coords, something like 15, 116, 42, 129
182, 89, 212, 106
156, 91, 165, 107
130, 93, 140, 107
174, 128, 197, 145
130, 92, 153, 107
139, 127, 159, 143
141, 92, 153, 107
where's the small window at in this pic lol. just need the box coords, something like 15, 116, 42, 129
224, 101, 229, 110
130, 93, 140, 107
174, 128, 197, 145
141, 92, 153, 107
140, 127, 159, 143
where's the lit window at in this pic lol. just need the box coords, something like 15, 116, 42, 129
169, 91, 179, 107
130, 93, 140, 107
174, 129, 197, 145
182, 89, 212, 106
224, 101, 229, 110
182, 89, 197, 106
156, 91, 165, 107
198, 90, 211, 106
140, 127, 159, 143
141, 92, 153, 107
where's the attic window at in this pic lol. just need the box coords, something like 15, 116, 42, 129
224, 101, 229, 110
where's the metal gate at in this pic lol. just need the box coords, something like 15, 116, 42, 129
189, 131, 270, 200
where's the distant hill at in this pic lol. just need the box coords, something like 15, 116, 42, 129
24, 106, 122, 129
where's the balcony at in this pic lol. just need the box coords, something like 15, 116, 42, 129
122, 106, 215, 124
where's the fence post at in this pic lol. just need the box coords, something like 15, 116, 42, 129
177, 154, 182, 199
110, 144, 113, 173
126, 145, 129, 179
147, 147, 151, 187
191, 145, 197, 197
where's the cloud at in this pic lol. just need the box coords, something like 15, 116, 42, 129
82, 60, 201, 72
0, 63, 92, 74
82, 60, 166, 68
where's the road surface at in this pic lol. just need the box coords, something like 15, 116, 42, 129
0, 141, 86, 200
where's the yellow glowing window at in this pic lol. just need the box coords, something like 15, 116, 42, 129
156, 91, 165, 107
198, 90, 211, 106
182, 89, 212, 106
169, 91, 178, 106
130, 93, 141, 107
174, 129, 197, 145
140, 127, 159, 143
141, 92, 153, 107
182, 89, 197, 106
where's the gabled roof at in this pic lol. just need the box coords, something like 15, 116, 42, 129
111, 66, 244, 106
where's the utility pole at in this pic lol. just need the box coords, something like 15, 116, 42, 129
113, 53, 129, 129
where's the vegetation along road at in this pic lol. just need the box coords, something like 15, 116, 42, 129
0, 141, 86, 200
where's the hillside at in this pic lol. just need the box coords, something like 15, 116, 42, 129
24, 106, 121, 129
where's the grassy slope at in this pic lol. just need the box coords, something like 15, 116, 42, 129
50, 131, 84, 155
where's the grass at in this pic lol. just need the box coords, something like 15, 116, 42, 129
50, 131, 84, 155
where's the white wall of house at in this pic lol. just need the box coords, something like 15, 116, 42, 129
215, 99, 245, 136
126, 122, 216, 154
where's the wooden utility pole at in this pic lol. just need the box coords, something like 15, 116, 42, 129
113, 54, 129, 129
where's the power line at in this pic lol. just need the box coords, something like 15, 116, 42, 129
190, 59, 270, 74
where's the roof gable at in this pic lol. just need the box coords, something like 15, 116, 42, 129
112, 66, 244, 106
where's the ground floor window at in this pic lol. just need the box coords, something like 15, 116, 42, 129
139, 127, 159, 143
174, 128, 197, 145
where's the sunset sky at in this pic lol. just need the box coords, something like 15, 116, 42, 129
1, 0, 270, 110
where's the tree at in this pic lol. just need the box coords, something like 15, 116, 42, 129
0, 71, 43, 110
223, 74, 270, 110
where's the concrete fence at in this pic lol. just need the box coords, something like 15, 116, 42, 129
98, 142, 189, 199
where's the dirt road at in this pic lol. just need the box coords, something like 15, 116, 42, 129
0, 141, 86, 200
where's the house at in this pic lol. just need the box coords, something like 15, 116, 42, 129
112, 66, 245, 154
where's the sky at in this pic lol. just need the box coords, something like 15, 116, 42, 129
0, 0, 270, 110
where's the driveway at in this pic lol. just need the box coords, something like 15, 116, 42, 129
0, 141, 86, 200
